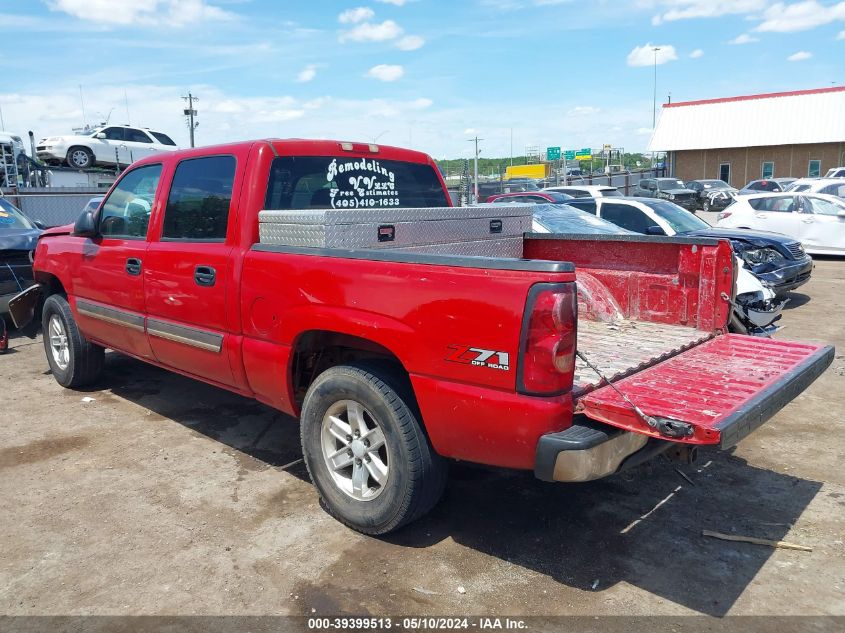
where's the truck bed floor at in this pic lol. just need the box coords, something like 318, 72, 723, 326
574, 320, 713, 397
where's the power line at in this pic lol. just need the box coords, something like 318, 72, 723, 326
182, 92, 199, 148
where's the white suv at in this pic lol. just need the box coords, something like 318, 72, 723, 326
786, 178, 845, 198
36, 125, 178, 169
824, 167, 845, 178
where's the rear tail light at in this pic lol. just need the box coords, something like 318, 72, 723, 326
517, 283, 577, 396
717, 211, 731, 221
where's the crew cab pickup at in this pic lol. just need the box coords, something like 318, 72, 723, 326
29, 139, 833, 535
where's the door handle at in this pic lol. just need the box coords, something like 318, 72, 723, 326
125, 258, 142, 276
754, 213, 767, 219
801, 218, 814, 224
194, 265, 216, 287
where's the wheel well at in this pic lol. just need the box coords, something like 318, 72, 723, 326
35, 272, 66, 298
291, 331, 412, 409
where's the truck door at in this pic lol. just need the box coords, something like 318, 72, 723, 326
72, 163, 162, 359
142, 154, 241, 387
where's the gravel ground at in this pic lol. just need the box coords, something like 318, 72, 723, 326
0, 256, 843, 618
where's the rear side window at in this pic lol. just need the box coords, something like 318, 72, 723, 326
150, 131, 177, 146
99, 164, 162, 239
264, 156, 449, 210
748, 196, 796, 212
162, 156, 236, 241
125, 128, 152, 143
600, 203, 656, 234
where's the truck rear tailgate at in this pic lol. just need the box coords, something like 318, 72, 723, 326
577, 335, 833, 448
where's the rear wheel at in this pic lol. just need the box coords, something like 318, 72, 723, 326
42, 294, 104, 388
300, 363, 446, 535
66, 146, 94, 169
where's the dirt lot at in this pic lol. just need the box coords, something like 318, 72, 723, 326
1, 259, 844, 618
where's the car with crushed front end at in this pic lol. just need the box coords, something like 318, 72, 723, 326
0, 197, 43, 349
685, 179, 738, 212
632, 178, 698, 211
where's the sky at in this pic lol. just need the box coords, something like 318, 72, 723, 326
0, 0, 843, 160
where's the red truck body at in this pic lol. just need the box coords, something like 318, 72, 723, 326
30, 139, 833, 533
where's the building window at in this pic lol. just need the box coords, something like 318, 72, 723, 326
762, 162, 774, 179
719, 163, 730, 184
808, 160, 821, 178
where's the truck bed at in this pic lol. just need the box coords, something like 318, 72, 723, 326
574, 319, 713, 396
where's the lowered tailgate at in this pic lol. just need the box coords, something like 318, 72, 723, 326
577, 335, 833, 448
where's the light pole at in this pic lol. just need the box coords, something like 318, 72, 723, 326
467, 136, 482, 204
652, 47, 661, 130
182, 92, 199, 148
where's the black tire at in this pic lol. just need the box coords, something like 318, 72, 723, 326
66, 146, 94, 169
42, 294, 104, 388
300, 362, 447, 535
702, 199, 710, 213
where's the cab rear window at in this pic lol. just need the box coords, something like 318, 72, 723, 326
264, 156, 448, 210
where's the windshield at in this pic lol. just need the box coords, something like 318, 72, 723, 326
641, 199, 710, 233
658, 179, 686, 190
532, 204, 632, 234
701, 180, 730, 189
599, 188, 622, 196
0, 198, 35, 230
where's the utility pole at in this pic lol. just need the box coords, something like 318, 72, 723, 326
652, 47, 661, 129
467, 136, 482, 204
182, 92, 199, 148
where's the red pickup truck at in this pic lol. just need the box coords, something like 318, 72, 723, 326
28, 139, 833, 535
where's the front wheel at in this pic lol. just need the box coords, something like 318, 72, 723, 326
42, 294, 104, 388
702, 199, 711, 213
66, 146, 94, 169
300, 363, 447, 535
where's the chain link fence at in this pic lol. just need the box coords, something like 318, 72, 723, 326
0, 188, 102, 227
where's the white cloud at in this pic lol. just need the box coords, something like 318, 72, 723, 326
46, 0, 235, 27
410, 98, 433, 109
729, 33, 760, 44
296, 64, 317, 83
838, 29, 845, 38
626, 43, 678, 67
787, 50, 813, 60
366, 64, 404, 81
396, 35, 425, 50
567, 106, 600, 116
636, 127, 654, 135
689, 48, 704, 57
649, 0, 767, 25
338, 7, 375, 24
377, 0, 407, 4
756, 1, 845, 33
339, 19, 403, 42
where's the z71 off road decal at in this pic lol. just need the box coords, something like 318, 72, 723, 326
446, 345, 510, 371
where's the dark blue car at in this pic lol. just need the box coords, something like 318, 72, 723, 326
1, 198, 42, 347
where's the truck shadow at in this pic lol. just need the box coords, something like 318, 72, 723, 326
99, 351, 821, 617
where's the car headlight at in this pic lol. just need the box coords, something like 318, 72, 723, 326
741, 247, 786, 266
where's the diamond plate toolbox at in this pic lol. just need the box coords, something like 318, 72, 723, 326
257, 206, 532, 251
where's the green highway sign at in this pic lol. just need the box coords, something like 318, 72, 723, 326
546, 146, 561, 161
563, 150, 576, 160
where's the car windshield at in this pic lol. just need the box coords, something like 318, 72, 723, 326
701, 180, 730, 189
658, 179, 686, 190
0, 198, 35, 230
532, 204, 633, 234
640, 199, 710, 233
599, 188, 622, 196
149, 131, 176, 146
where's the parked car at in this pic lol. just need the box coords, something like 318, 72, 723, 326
566, 197, 813, 296
36, 125, 179, 169
542, 185, 621, 198
684, 179, 738, 212
476, 179, 540, 201
740, 178, 796, 194
485, 191, 573, 204
784, 178, 845, 197
824, 167, 845, 178
632, 178, 698, 211
0, 198, 43, 344
717, 192, 845, 255
528, 203, 635, 234
82, 196, 105, 215
24, 139, 832, 534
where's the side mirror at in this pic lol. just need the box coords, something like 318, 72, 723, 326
646, 225, 664, 236
73, 210, 97, 237
95, 132, 106, 139
33, 220, 45, 230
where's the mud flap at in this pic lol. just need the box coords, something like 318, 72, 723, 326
8, 284, 42, 330
577, 335, 834, 448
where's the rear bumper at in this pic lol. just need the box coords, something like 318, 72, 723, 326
716, 344, 833, 448
534, 419, 649, 482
